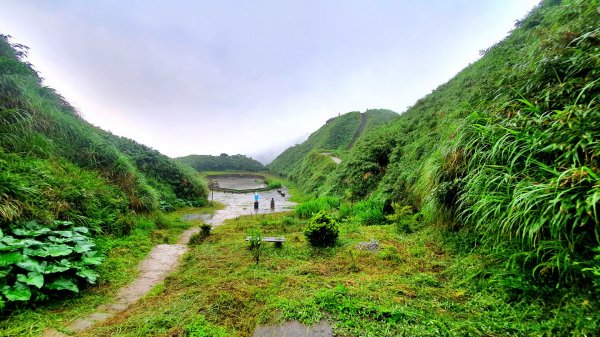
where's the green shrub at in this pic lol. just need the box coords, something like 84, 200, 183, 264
200, 224, 211, 237
352, 199, 386, 226
265, 178, 283, 189
385, 203, 416, 234
247, 229, 262, 250
247, 228, 262, 265
304, 211, 339, 247
0, 220, 103, 308
294, 196, 340, 219
458, 100, 600, 281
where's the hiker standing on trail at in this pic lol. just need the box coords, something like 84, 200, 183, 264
270, 198, 275, 210
254, 193, 259, 202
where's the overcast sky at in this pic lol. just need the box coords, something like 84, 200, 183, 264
0, 0, 539, 163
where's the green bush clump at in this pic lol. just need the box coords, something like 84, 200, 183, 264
351, 199, 386, 226
295, 196, 340, 219
0, 220, 104, 308
266, 179, 283, 189
385, 203, 416, 234
304, 211, 339, 247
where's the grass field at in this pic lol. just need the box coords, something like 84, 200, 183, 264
75, 208, 594, 337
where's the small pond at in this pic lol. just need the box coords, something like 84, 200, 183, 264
183, 174, 296, 226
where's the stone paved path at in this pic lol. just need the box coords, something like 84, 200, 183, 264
43, 232, 193, 337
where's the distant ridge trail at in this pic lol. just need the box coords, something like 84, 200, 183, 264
348, 112, 366, 149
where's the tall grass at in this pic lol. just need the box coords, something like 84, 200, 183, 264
458, 102, 599, 282
294, 196, 340, 219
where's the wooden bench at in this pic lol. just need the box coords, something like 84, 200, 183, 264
245, 236, 285, 248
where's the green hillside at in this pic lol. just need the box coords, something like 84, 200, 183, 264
176, 153, 265, 172
321, 0, 598, 288
0, 34, 207, 306
268, 109, 397, 178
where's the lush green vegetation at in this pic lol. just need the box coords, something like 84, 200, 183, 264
290, 150, 338, 195
0, 205, 221, 335
102, 133, 207, 211
268, 109, 397, 179
0, 33, 207, 308
176, 153, 265, 172
294, 196, 340, 219
322, 0, 599, 288
70, 205, 597, 336
0, 220, 103, 308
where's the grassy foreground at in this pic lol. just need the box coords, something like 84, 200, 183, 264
0, 204, 222, 336
78, 210, 596, 337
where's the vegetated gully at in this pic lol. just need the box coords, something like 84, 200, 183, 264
45, 176, 295, 336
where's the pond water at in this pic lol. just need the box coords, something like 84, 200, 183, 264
208, 174, 266, 190
184, 187, 296, 226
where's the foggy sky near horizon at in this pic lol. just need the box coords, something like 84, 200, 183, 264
0, 0, 540, 163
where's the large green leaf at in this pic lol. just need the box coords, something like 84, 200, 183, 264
73, 241, 95, 254
17, 272, 44, 289
47, 236, 71, 244
81, 252, 104, 266
73, 227, 89, 234
45, 244, 72, 257
46, 277, 78, 293
44, 259, 72, 274
23, 247, 50, 257
53, 231, 73, 238
1, 236, 27, 249
76, 268, 99, 284
2, 282, 32, 301
23, 220, 42, 230
16, 257, 46, 273
0, 251, 24, 267
71, 233, 88, 242
52, 220, 73, 228
1, 237, 43, 248
11, 227, 51, 237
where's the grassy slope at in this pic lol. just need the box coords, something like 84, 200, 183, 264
0, 33, 208, 314
268, 109, 397, 177
324, 0, 600, 278
269, 109, 397, 196
268, 111, 361, 177
0, 34, 207, 233
176, 154, 265, 172
326, 1, 598, 206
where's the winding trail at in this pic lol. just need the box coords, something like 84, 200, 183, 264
44, 187, 295, 337
320, 152, 342, 164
